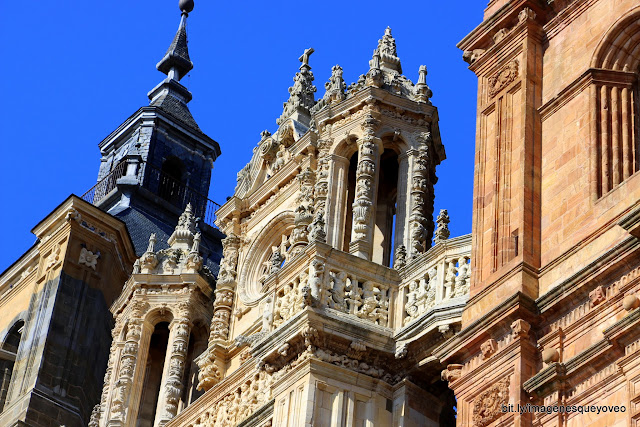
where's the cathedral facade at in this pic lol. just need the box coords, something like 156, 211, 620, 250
1, 0, 640, 426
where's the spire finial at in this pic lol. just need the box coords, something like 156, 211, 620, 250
179, 0, 194, 14
167, 203, 200, 250
414, 65, 433, 104
299, 48, 314, 68
156, 1, 194, 81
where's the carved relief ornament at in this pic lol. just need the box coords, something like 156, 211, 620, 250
473, 377, 510, 427
488, 60, 519, 98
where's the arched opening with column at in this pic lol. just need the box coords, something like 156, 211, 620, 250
0, 320, 24, 413
590, 7, 640, 199
181, 321, 208, 409
330, 131, 412, 266
372, 147, 399, 266
137, 321, 170, 427
342, 152, 359, 252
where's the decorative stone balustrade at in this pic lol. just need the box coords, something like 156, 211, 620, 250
398, 234, 471, 329
261, 236, 470, 333
261, 242, 397, 331
168, 362, 274, 427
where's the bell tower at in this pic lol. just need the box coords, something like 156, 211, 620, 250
84, 0, 222, 258
183, 28, 469, 427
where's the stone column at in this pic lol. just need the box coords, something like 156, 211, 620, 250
349, 113, 381, 260
196, 233, 240, 392
210, 288, 234, 341
408, 132, 433, 258
156, 315, 191, 426
209, 233, 240, 343
289, 167, 316, 257
107, 318, 144, 427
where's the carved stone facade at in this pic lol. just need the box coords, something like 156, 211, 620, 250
174, 27, 466, 427
6, 1, 640, 427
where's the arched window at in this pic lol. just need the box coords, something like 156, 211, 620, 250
181, 323, 208, 408
372, 148, 399, 266
158, 157, 186, 205
237, 212, 295, 304
0, 320, 24, 412
590, 8, 640, 198
137, 322, 170, 427
342, 152, 359, 252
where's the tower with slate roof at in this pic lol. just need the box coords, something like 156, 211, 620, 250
91, 0, 222, 269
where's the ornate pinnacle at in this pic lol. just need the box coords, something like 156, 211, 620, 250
366, 50, 383, 88
377, 27, 402, 74
323, 65, 346, 104
308, 210, 327, 243
190, 232, 201, 253
414, 65, 433, 103
168, 203, 200, 250
277, 48, 317, 126
433, 209, 451, 244
146, 233, 157, 253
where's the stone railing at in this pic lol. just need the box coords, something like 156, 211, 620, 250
261, 237, 471, 333
398, 234, 472, 328
263, 243, 399, 331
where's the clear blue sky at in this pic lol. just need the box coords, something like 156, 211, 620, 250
0, 1, 481, 272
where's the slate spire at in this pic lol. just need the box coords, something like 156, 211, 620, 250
156, 1, 194, 81
147, 0, 201, 131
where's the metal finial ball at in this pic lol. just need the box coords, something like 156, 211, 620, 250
179, 0, 194, 13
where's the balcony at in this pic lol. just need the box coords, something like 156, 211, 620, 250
81, 161, 221, 228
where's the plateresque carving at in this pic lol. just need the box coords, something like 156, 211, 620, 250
473, 378, 510, 427
488, 60, 519, 98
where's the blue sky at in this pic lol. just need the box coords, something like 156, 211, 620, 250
0, 1, 481, 272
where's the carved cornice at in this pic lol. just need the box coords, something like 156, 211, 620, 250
543, 265, 640, 339
619, 202, 640, 239
459, 1, 546, 73
526, 311, 640, 399
434, 291, 537, 363
536, 237, 640, 314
